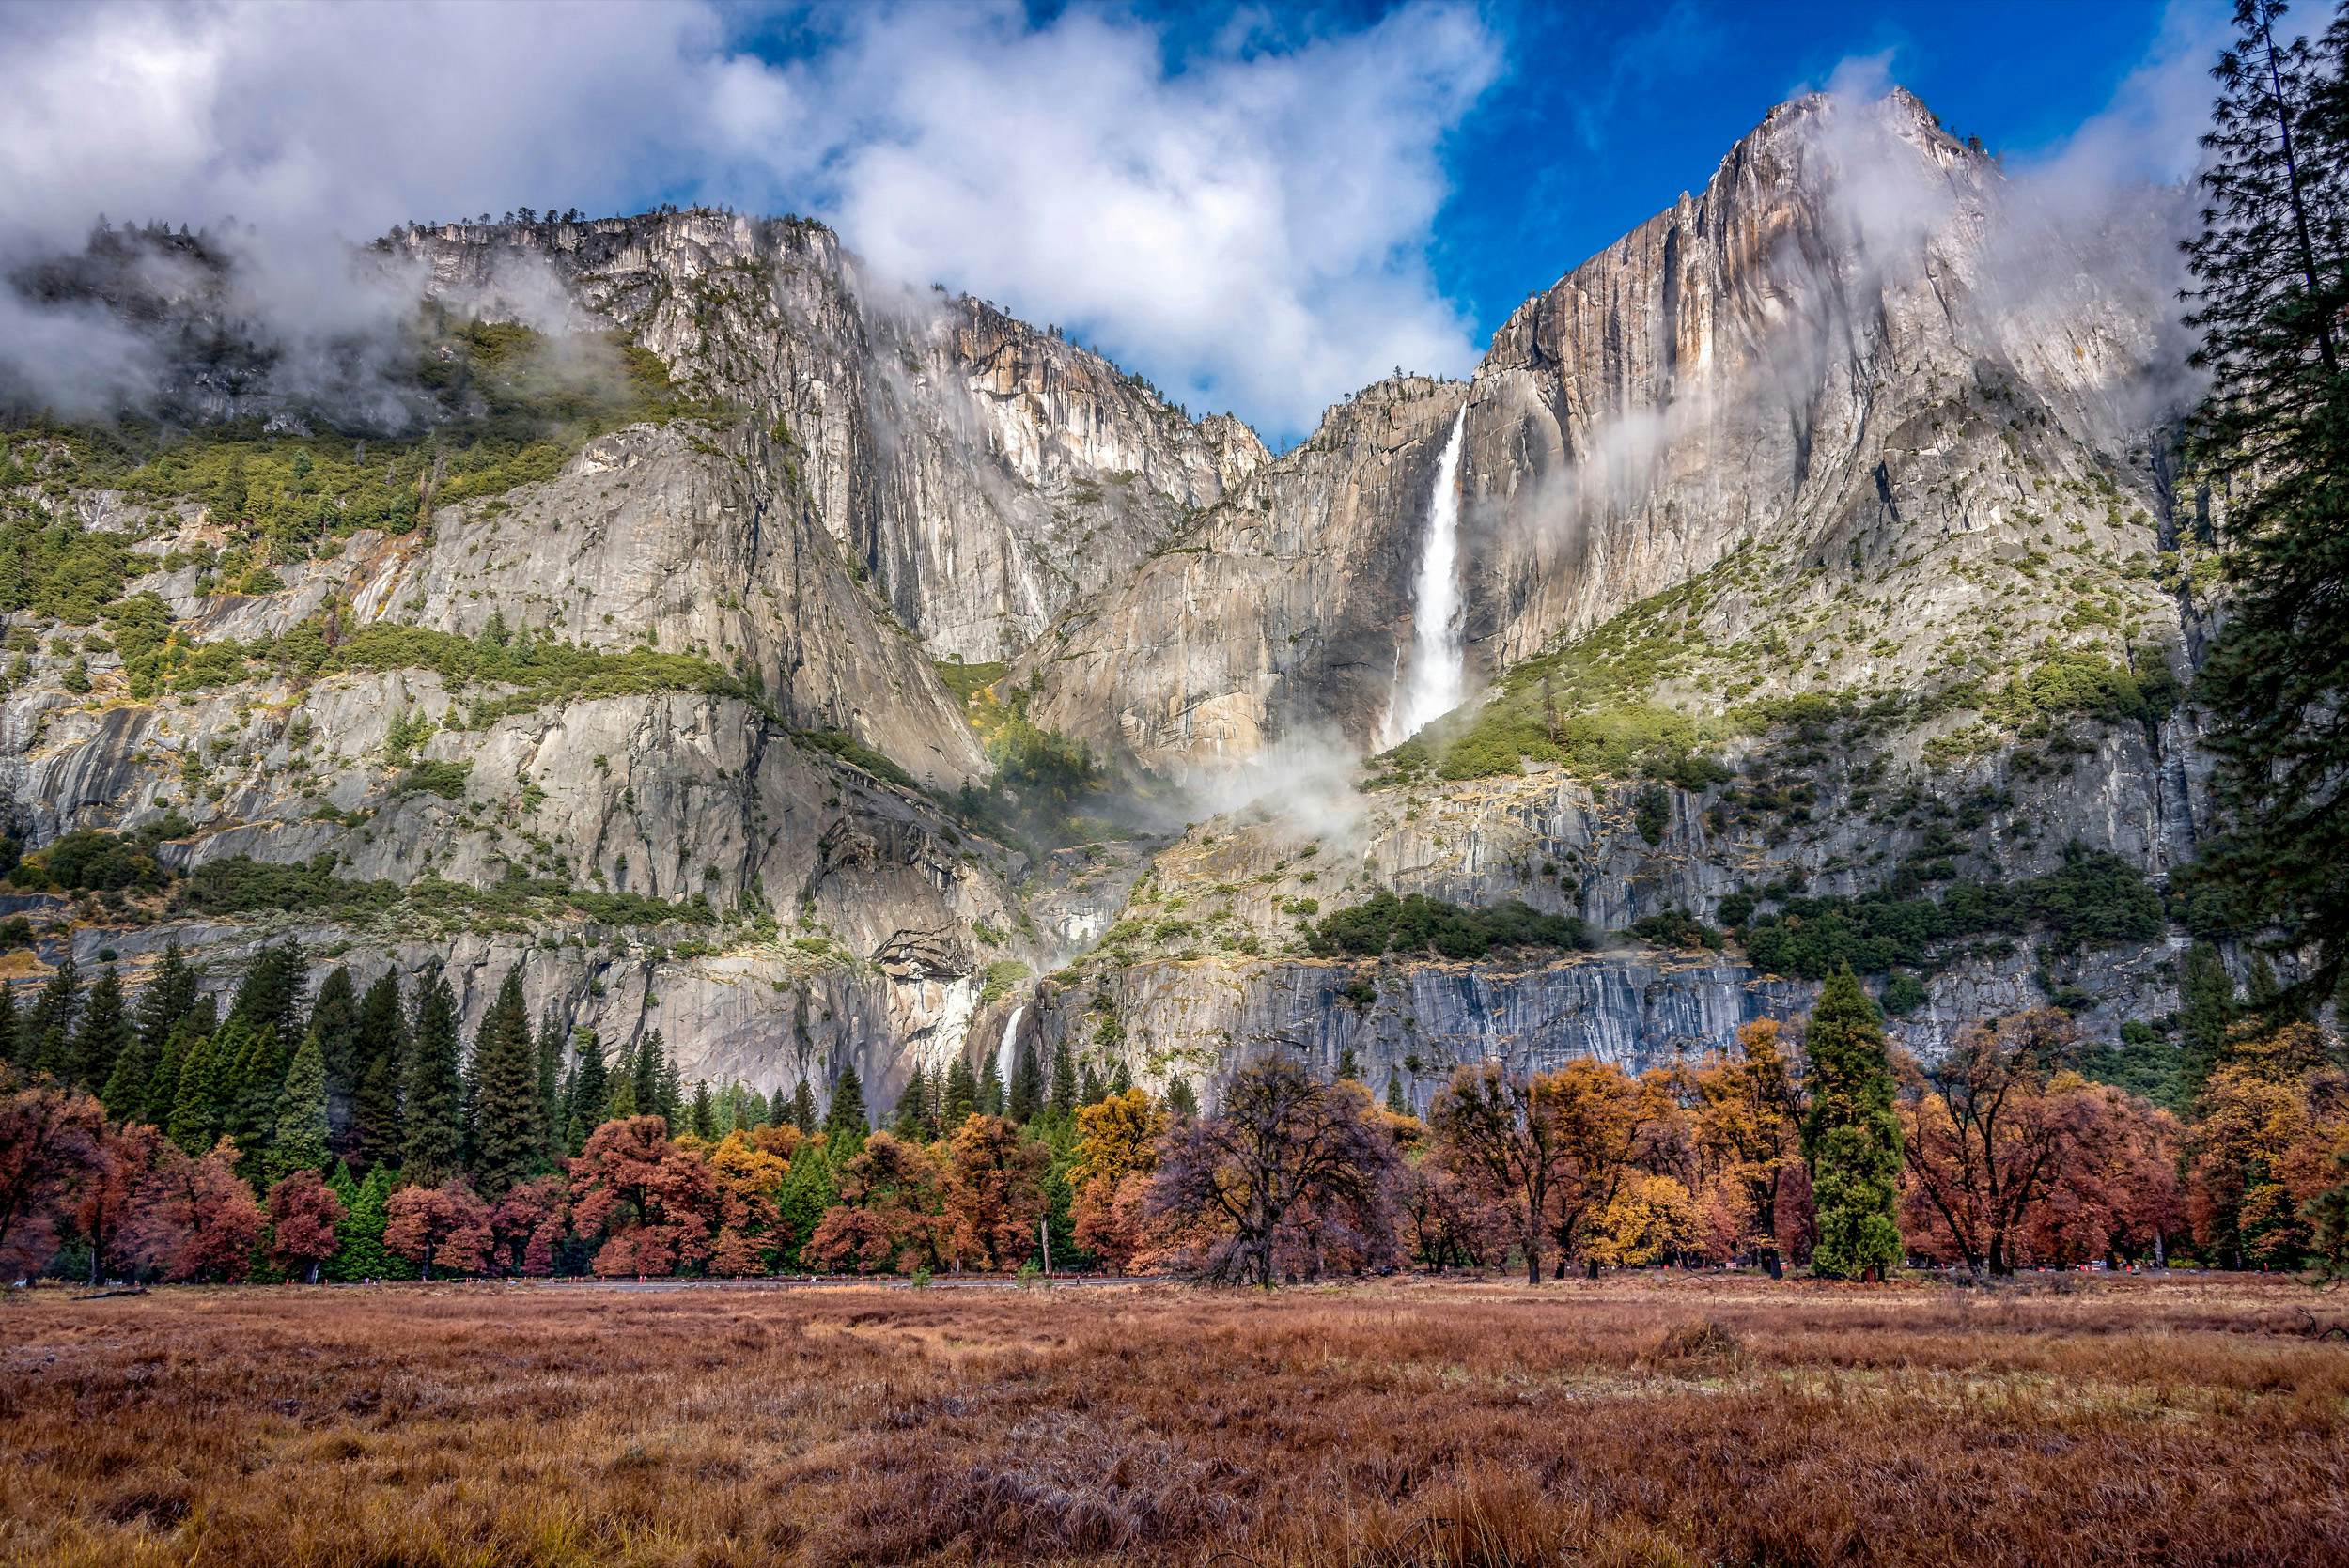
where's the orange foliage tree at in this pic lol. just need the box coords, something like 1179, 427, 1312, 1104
941, 1114, 1048, 1270
803, 1131, 948, 1274
706, 1129, 791, 1276
1069, 1089, 1164, 1272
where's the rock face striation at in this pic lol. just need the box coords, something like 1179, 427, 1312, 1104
0, 88, 2217, 1116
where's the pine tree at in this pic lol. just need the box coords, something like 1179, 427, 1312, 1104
892, 1069, 930, 1140
2184, 0, 2349, 1004
1336, 1043, 1361, 1082
2178, 940, 2238, 1094
269, 1029, 333, 1183
942, 1055, 979, 1127
144, 1003, 210, 1128
401, 973, 466, 1184
776, 1143, 838, 1271
1385, 1072, 1408, 1116
1109, 1058, 1132, 1095
606, 1036, 641, 1119
1079, 1062, 1106, 1107
1803, 969, 1905, 1280
349, 973, 406, 1171
565, 1027, 609, 1153
689, 1079, 717, 1140
534, 1009, 565, 1163
1047, 1040, 1079, 1123
977, 1053, 1006, 1117
133, 941, 199, 1059
101, 1020, 158, 1121
468, 971, 542, 1195
23, 953, 80, 1079
225, 1021, 288, 1157
1008, 1041, 1044, 1123
826, 1063, 868, 1148
167, 1025, 228, 1152
229, 942, 306, 1044
1165, 1075, 1199, 1117
655, 1036, 683, 1125
307, 967, 360, 1140
328, 1163, 414, 1282
630, 1031, 662, 1118
70, 964, 133, 1094
788, 1078, 818, 1134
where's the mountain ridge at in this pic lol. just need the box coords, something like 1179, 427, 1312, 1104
0, 83, 2220, 1120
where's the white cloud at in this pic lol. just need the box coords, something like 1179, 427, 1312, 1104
0, 0, 1500, 435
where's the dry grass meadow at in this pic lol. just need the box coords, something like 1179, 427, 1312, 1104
4, 1273, 2346, 1566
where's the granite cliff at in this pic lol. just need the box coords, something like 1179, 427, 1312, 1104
0, 88, 2217, 1117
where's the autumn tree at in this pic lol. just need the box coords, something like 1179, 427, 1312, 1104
266, 1168, 347, 1282
1587, 1172, 1700, 1267
568, 1115, 719, 1277
1537, 1059, 1657, 1278
1145, 1057, 1399, 1288
2187, 1021, 2347, 1265
1897, 1009, 2128, 1274
0, 1078, 107, 1280
75, 1122, 162, 1285
706, 1128, 790, 1275
127, 1137, 263, 1282
1686, 1019, 1808, 1273
803, 1131, 948, 1274
941, 1113, 1050, 1270
1070, 1087, 1166, 1271
1803, 970, 1905, 1280
486, 1174, 568, 1277
1430, 1063, 1567, 1284
383, 1178, 492, 1280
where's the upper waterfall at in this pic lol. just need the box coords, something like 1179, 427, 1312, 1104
1380, 401, 1470, 748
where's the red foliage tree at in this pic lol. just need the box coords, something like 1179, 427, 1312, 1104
265, 1169, 347, 1282
568, 1116, 718, 1278
383, 1179, 492, 1280
126, 1137, 264, 1282
0, 1079, 108, 1281
75, 1122, 163, 1285
488, 1174, 568, 1277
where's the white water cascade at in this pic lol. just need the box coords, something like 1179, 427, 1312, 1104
994, 1001, 1026, 1087
1380, 402, 1470, 748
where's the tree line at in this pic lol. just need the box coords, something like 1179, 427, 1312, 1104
6, 947, 2345, 1288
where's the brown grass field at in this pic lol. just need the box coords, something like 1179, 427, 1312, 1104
4, 1273, 2347, 1566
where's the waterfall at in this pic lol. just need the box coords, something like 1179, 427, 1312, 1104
1381, 402, 1470, 748
995, 1001, 1026, 1086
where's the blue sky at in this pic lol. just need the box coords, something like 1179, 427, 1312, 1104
1426, 1, 2213, 342
2, 0, 2230, 441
